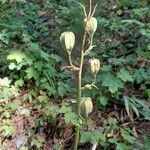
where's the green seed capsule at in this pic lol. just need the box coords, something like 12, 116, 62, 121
84, 17, 97, 35
79, 97, 93, 118
60, 32, 75, 53
89, 58, 100, 76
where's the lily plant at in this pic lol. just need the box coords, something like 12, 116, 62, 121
60, 0, 100, 149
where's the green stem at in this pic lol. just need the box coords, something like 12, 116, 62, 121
92, 75, 96, 85
68, 53, 74, 67
68, 53, 79, 70
73, 31, 87, 150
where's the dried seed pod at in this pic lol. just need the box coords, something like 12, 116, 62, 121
84, 17, 97, 35
89, 58, 100, 76
60, 32, 75, 53
79, 97, 93, 117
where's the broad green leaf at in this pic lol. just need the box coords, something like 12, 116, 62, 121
121, 128, 135, 144
7, 51, 26, 63
108, 58, 126, 66
102, 73, 123, 93
0, 77, 11, 87
116, 143, 130, 150
134, 68, 149, 84
16, 0, 27, 3
31, 136, 44, 148
145, 136, 150, 150
80, 131, 91, 143
58, 85, 66, 99
26, 67, 40, 80
59, 105, 72, 113
44, 104, 59, 117
40, 51, 49, 61
28, 43, 39, 50
80, 130, 105, 144
64, 112, 78, 125
9, 63, 17, 70
15, 78, 24, 87
6, 100, 21, 111
50, 54, 62, 62
91, 130, 105, 144
0, 0, 7, 4
117, 68, 133, 82
37, 95, 49, 102
101, 65, 112, 71
20, 108, 30, 117
97, 96, 108, 106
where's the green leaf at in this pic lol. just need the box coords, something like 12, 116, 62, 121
102, 73, 123, 93
7, 51, 26, 63
59, 105, 72, 113
6, 100, 21, 111
145, 136, 150, 150
16, 0, 27, 3
58, 85, 66, 99
0, 0, 7, 4
124, 96, 131, 118
64, 112, 79, 125
40, 51, 50, 61
91, 130, 105, 144
117, 68, 133, 82
80, 130, 105, 144
31, 136, 44, 148
20, 108, 30, 117
108, 58, 126, 66
0, 77, 11, 87
8, 63, 17, 70
134, 68, 149, 84
50, 54, 62, 62
116, 143, 130, 150
101, 65, 112, 71
26, 67, 40, 80
130, 103, 139, 118
0, 119, 15, 137
80, 131, 91, 143
15, 78, 24, 87
28, 43, 39, 50
97, 96, 108, 106
121, 128, 135, 144
44, 103, 59, 117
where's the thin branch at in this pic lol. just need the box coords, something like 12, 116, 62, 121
88, 0, 92, 19
59, 133, 75, 144
91, 3, 98, 17
61, 65, 79, 71
79, 3, 87, 17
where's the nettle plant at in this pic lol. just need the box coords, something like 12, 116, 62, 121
60, 1, 99, 149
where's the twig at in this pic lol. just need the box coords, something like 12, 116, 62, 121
138, 57, 150, 63
61, 65, 79, 71
92, 140, 98, 150
91, 3, 98, 17
68, 53, 79, 70
59, 133, 75, 144
88, 0, 92, 19
79, 3, 87, 17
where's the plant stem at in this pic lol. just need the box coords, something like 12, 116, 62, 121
73, 31, 87, 150
68, 53, 79, 70
74, 1, 94, 149
68, 53, 74, 66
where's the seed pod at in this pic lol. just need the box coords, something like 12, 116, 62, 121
89, 58, 100, 76
60, 32, 75, 53
84, 17, 97, 35
79, 97, 93, 117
